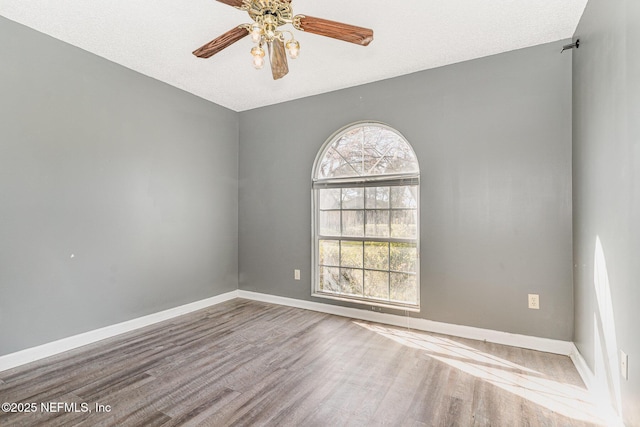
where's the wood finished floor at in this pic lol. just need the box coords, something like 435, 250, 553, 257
0, 299, 606, 427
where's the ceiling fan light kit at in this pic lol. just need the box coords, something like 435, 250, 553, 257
193, 0, 374, 80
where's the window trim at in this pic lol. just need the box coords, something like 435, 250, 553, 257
311, 121, 420, 312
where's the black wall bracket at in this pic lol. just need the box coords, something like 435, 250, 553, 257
561, 39, 580, 53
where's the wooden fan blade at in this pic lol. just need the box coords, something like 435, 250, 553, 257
215, 0, 245, 8
268, 39, 289, 80
296, 15, 373, 46
193, 26, 249, 59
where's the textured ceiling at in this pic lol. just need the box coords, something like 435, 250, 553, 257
0, 0, 587, 111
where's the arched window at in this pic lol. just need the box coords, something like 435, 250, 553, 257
312, 122, 420, 310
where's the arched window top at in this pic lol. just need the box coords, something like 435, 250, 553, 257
314, 122, 419, 181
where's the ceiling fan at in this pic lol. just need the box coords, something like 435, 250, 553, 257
193, 0, 374, 80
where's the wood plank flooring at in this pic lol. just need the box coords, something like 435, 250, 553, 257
0, 299, 607, 426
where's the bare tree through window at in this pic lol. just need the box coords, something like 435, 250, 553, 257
313, 122, 420, 310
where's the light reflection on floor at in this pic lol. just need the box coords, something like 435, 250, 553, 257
354, 321, 612, 426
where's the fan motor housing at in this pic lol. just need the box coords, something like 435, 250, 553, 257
247, 0, 293, 26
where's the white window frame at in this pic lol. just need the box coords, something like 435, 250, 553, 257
311, 121, 420, 311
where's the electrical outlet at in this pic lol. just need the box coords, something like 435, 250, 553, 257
528, 294, 540, 310
294, 269, 300, 280
621, 350, 629, 380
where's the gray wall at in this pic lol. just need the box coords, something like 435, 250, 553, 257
0, 17, 239, 356
239, 40, 574, 340
573, 0, 640, 424
0, 12, 579, 361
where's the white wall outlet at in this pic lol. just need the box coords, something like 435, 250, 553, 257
294, 269, 301, 281
621, 350, 629, 380
528, 294, 540, 309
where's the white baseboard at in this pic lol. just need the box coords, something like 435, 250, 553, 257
2, 290, 624, 424
0, 290, 239, 373
237, 290, 574, 355
569, 344, 626, 427
0, 289, 574, 374
570, 343, 594, 389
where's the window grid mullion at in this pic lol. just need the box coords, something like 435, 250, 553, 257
363, 191, 367, 298
316, 264, 416, 276
388, 236, 391, 301
319, 207, 416, 212
319, 236, 417, 244
339, 188, 343, 294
